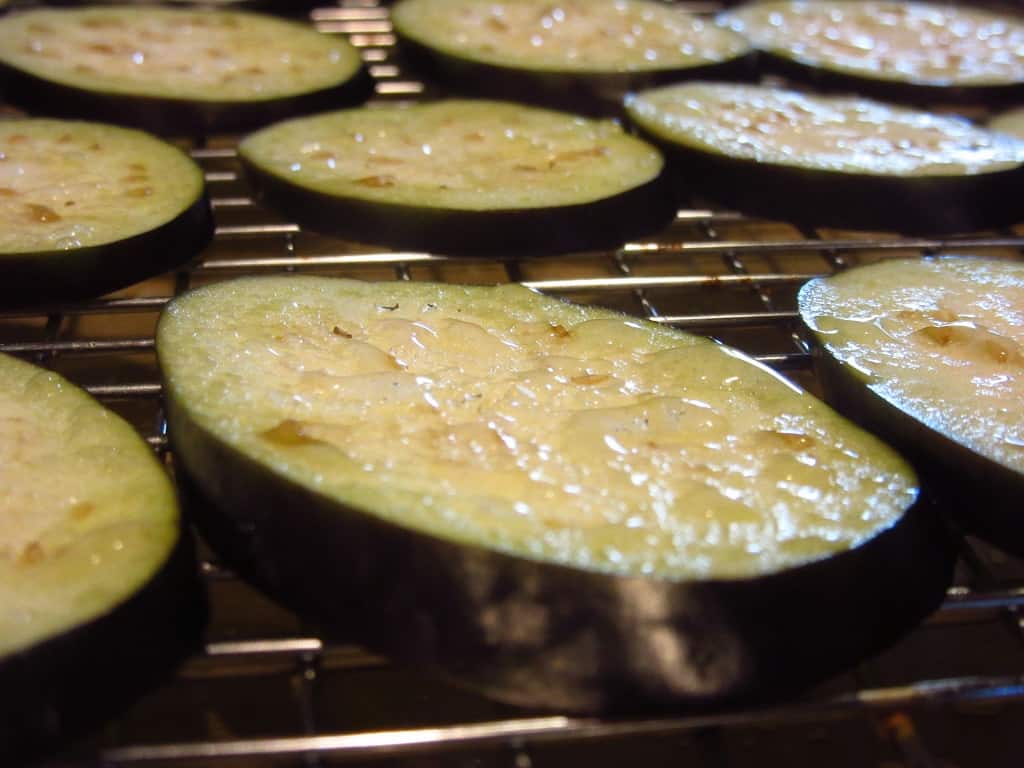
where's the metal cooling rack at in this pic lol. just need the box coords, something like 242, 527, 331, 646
3, 2, 1023, 766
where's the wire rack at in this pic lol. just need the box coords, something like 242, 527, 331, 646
4, 2, 1023, 766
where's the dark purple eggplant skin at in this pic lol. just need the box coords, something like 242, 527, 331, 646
396, 34, 757, 117
0, 61, 375, 137
162, 370, 956, 714
628, 118, 1024, 235
800, 299, 1024, 557
0, 527, 207, 763
0, 190, 213, 308
754, 49, 1024, 107
239, 154, 679, 257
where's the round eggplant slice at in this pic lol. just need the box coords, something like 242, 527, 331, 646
799, 256, 1024, 555
0, 119, 212, 306
0, 6, 373, 135
721, 1, 1024, 105
392, 0, 754, 115
0, 352, 204, 761
158, 276, 953, 712
238, 100, 675, 255
625, 82, 1024, 235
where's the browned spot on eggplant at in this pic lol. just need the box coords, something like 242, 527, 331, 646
355, 175, 397, 188
756, 430, 817, 450
26, 203, 61, 223
18, 541, 44, 566
71, 501, 96, 520
260, 419, 327, 447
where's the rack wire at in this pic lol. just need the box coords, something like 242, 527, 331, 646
4, 2, 1023, 766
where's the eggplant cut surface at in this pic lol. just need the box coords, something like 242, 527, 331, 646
0, 352, 204, 760
799, 256, 1024, 555
624, 82, 1024, 235
391, 0, 754, 114
158, 276, 953, 712
722, 1, 1024, 104
0, 6, 372, 135
0, 119, 212, 306
238, 100, 676, 255
990, 105, 1024, 139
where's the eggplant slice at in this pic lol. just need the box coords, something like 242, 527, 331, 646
158, 276, 954, 712
722, 1, 1024, 104
799, 256, 1024, 555
0, 119, 212, 306
238, 100, 676, 255
624, 81, 1024, 235
392, 0, 754, 115
0, 352, 204, 761
0, 6, 372, 135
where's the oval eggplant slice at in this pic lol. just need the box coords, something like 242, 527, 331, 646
0, 119, 212, 306
625, 82, 1024, 235
392, 0, 753, 114
721, 1, 1024, 104
158, 276, 953, 712
238, 100, 675, 255
0, 352, 204, 761
799, 256, 1024, 555
0, 6, 372, 135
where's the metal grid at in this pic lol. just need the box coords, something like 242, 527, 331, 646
2, 2, 1022, 766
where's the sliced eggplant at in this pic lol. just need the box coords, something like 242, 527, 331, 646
0, 6, 372, 135
238, 99, 675, 255
722, 1, 1024, 104
391, 0, 754, 115
0, 352, 204, 760
158, 276, 953, 712
624, 81, 1024, 235
799, 256, 1024, 555
0, 119, 213, 306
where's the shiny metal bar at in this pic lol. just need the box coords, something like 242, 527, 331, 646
652, 311, 801, 327
85, 383, 162, 399
214, 223, 301, 238
99, 677, 1024, 764
621, 236, 1024, 255
0, 338, 153, 354
197, 251, 442, 270
524, 274, 820, 292
0, 296, 169, 318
